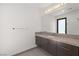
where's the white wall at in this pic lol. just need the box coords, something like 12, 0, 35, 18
41, 15, 57, 33
0, 4, 42, 55
56, 10, 79, 35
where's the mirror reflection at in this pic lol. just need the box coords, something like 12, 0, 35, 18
41, 3, 79, 35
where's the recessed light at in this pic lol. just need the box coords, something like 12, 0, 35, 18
44, 3, 66, 14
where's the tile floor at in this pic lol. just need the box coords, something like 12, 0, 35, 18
15, 47, 52, 56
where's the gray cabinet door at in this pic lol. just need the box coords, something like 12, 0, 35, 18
47, 40, 57, 55
36, 36, 48, 51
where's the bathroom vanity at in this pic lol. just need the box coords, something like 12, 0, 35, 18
35, 32, 79, 56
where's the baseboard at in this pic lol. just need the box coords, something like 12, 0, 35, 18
12, 46, 37, 56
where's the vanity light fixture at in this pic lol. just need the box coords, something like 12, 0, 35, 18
45, 3, 66, 14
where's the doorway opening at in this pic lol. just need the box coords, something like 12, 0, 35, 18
57, 17, 67, 34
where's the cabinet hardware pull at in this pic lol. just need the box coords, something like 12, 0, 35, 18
61, 46, 70, 51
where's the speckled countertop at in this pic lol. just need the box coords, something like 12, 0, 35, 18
35, 32, 79, 47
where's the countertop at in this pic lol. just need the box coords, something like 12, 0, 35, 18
35, 32, 79, 47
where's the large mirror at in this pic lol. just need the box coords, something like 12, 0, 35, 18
41, 3, 79, 35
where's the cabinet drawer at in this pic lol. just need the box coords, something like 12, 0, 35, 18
36, 36, 48, 45
57, 42, 78, 56
57, 42, 78, 50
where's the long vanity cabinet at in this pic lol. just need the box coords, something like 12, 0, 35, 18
35, 32, 79, 56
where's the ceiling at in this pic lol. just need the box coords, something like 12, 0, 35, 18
39, 3, 79, 16
0, 3, 79, 16
38, 3, 56, 9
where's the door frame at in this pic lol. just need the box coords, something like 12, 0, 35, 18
57, 17, 67, 34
